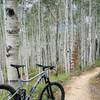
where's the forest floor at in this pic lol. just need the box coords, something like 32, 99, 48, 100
64, 67, 100, 100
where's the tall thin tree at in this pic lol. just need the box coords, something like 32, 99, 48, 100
3, 0, 20, 87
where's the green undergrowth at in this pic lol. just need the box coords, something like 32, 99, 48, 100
1, 61, 99, 99
94, 58, 100, 67
71, 63, 82, 76
71, 60, 99, 76
22, 67, 70, 98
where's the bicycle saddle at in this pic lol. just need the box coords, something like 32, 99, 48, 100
10, 64, 25, 69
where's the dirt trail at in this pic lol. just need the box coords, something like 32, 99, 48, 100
64, 67, 100, 100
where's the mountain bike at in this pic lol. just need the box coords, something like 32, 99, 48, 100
0, 64, 65, 100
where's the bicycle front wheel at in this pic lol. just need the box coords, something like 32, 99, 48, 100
0, 84, 21, 100
38, 82, 65, 100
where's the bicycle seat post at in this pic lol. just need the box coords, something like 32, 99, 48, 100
16, 68, 21, 79
10, 64, 25, 79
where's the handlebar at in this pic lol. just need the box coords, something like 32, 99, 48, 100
36, 64, 55, 70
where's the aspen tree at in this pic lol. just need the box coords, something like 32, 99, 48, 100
3, 0, 20, 87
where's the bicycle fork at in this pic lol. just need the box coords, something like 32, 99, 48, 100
44, 77, 55, 100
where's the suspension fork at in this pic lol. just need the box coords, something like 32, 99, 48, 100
44, 76, 54, 99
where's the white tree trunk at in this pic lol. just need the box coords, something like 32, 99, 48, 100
64, 0, 70, 73
80, 2, 85, 70
89, 0, 92, 65
3, 0, 20, 87
70, 0, 74, 69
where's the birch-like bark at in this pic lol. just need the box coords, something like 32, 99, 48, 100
0, 4, 4, 83
0, 35, 4, 83
22, 1, 29, 81
64, 0, 70, 73
95, 7, 99, 59
92, 11, 96, 63
70, 0, 74, 69
56, 7, 59, 65
80, 1, 85, 70
38, 0, 41, 73
88, 0, 92, 65
3, 0, 20, 87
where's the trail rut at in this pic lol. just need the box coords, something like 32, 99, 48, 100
64, 67, 100, 100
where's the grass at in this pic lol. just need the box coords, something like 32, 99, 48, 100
71, 62, 82, 76
22, 67, 70, 99
1, 60, 99, 99
0, 66, 70, 99
94, 58, 100, 67
71, 58, 100, 76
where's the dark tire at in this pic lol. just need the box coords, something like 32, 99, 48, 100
0, 84, 21, 100
38, 82, 65, 100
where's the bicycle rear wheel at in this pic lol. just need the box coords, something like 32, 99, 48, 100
0, 84, 21, 100
38, 82, 65, 100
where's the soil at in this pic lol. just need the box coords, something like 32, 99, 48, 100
64, 67, 100, 100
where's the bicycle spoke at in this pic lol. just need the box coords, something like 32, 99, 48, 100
0, 90, 14, 100
39, 82, 64, 100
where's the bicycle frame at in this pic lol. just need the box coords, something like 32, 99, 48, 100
9, 70, 48, 99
